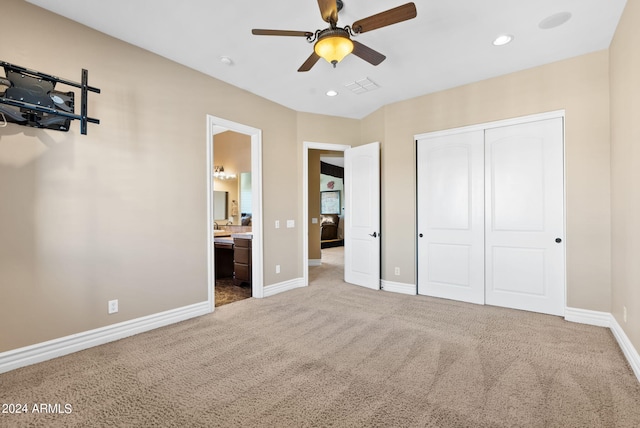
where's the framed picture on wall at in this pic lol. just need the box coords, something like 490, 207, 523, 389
321, 190, 341, 214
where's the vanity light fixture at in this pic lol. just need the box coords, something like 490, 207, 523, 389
213, 165, 236, 180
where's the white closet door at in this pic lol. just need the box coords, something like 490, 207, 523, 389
484, 118, 565, 316
417, 131, 485, 304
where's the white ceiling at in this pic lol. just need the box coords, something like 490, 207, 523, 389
26, 0, 627, 119
321, 156, 344, 168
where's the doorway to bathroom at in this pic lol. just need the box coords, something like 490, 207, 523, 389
212, 131, 252, 306
206, 115, 263, 312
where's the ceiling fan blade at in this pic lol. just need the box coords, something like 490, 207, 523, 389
351, 41, 386, 66
317, 0, 338, 24
298, 52, 321, 72
352, 2, 417, 34
252, 29, 313, 38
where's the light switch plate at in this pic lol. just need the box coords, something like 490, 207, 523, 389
286, 220, 295, 228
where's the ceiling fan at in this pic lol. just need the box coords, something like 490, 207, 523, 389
251, 0, 417, 72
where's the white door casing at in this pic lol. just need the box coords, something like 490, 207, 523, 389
344, 142, 381, 290
484, 118, 565, 316
207, 115, 263, 312
417, 131, 485, 304
302, 142, 350, 286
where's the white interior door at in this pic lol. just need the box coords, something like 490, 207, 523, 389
344, 142, 380, 290
417, 131, 485, 304
484, 118, 565, 316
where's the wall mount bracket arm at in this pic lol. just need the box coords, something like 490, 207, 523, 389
0, 61, 100, 135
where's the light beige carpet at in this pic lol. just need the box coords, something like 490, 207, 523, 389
1, 248, 639, 427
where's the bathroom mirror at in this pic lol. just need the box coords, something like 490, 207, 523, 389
213, 191, 228, 220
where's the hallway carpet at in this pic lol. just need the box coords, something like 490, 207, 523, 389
1, 247, 639, 427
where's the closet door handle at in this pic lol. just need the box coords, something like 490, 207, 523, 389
555, 238, 562, 243
369, 232, 378, 238
419, 233, 424, 238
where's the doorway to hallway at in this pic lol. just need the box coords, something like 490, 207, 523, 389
309, 246, 345, 285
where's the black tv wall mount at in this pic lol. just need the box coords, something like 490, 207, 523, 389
0, 61, 100, 135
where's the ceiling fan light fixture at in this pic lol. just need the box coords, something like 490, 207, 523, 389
314, 30, 354, 67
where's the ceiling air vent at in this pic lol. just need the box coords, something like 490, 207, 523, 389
344, 77, 380, 94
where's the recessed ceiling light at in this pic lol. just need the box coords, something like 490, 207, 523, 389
492, 34, 514, 46
539, 12, 572, 30
326, 90, 338, 97
220, 56, 233, 65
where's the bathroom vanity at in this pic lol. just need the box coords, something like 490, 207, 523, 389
213, 231, 252, 286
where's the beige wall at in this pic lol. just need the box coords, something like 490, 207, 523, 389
0, 0, 299, 352
308, 151, 322, 261
365, 50, 612, 312
610, 0, 640, 353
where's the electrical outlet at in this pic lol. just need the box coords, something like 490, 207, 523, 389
623, 306, 627, 323
275, 220, 280, 229
108, 299, 118, 314
276, 265, 281, 274
312, 218, 318, 224
394, 267, 400, 276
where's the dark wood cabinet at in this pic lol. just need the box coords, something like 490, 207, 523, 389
214, 238, 234, 279
233, 237, 252, 286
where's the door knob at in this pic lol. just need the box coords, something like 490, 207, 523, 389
555, 238, 562, 243
419, 233, 423, 238
369, 232, 378, 238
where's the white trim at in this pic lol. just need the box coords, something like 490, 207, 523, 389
414, 110, 566, 141
302, 142, 351, 287
610, 316, 640, 382
381, 280, 416, 295
564, 307, 640, 383
564, 307, 612, 327
206, 120, 215, 313
263, 278, 305, 297
0, 302, 209, 374
206, 115, 264, 300
308, 259, 322, 267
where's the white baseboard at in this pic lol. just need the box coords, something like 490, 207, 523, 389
565, 307, 640, 383
610, 315, 640, 382
564, 307, 612, 327
0, 301, 210, 374
381, 280, 416, 295
264, 277, 305, 297
308, 259, 321, 267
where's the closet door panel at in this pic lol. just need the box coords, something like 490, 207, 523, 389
417, 131, 485, 304
484, 118, 565, 316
